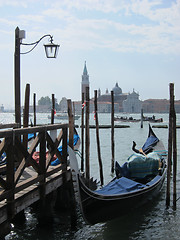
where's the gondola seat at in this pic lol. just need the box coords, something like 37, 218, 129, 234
115, 152, 161, 180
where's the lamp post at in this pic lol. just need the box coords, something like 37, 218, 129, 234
14, 26, 60, 126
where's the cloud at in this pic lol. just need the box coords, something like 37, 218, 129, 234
0, 17, 17, 26
0, 0, 44, 7
0, 0, 180, 54
0, 0, 28, 7
40, 0, 180, 54
17, 14, 45, 25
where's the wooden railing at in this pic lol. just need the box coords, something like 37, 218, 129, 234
0, 123, 69, 220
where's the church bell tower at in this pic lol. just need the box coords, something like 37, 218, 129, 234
81, 61, 89, 97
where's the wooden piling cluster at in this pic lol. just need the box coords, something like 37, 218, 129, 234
166, 83, 177, 209
8, 79, 178, 239
81, 88, 117, 185
0, 122, 76, 238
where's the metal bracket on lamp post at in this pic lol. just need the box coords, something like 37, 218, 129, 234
14, 27, 60, 126
21, 34, 60, 58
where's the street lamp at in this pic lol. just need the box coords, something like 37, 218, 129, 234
14, 26, 60, 126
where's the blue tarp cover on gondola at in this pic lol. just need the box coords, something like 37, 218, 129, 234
127, 152, 160, 178
115, 152, 160, 179
95, 177, 146, 195
142, 135, 159, 152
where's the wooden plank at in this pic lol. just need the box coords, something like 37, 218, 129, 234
14, 136, 39, 174
0, 138, 11, 157
14, 188, 40, 214
0, 206, 8, 224
0, 139, 6, 154
0, 167, 71, 225
14, 169, 71, 214
62, 127, 68, 168
0, 123, 19, 129
45, 131, 63, 168
39, 131, 46, 202
0, 190, 11, 202
0, 177, 7, 190
0, 124, 68, 138
5, 166, 64, 199
88, 125, 130, 128
6, 141, 15, 219
0, 165, 6, 174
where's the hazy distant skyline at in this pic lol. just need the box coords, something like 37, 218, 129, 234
0, 0, 180, 109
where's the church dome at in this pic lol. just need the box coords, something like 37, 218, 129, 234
112, 83, 122, 95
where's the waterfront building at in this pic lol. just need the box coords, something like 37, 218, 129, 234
97, 83, 128, 112
73, 100, 119, 114
58, 63, 142, 114
0, 105, 4, 112
123, 89, 142, 113
29, 60, 179, 114
59, 97, 68, 112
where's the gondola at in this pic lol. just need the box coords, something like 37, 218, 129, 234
47, 114, 80, 120
143, 115, 163, 123
68, 125, 167, 225
114, 116, 141, 122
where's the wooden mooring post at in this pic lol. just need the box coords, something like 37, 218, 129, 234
14, 27, 21, 127
141, 108, 143, 128
67, 99, 77, 228
85, 87, 90, 180
51, 93, 55, 124
111, 91, 115, 174
166, 83, 177, 209
23, 83, 30, 149
33, 93, 36, 126
172, 100, 177, 210
50, 94, 57, 142
81, 92, 85, 172
94, 90, 104, 186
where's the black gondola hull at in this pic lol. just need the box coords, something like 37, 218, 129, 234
78, 167, 166, 224
69, 125, 167, 225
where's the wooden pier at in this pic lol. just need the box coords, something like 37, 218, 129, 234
0, 123, 76, 238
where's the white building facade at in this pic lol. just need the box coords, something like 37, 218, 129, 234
123, 89, 142, 113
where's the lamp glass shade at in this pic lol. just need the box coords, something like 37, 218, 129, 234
44, 43, 60, 58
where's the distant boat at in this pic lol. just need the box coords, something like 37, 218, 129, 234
48, 114, 80, 120
143, 115, 163, 123
115, 115, 163, 123
114, 116, 141, 122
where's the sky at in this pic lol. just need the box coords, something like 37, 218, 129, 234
0, 0, 180, 109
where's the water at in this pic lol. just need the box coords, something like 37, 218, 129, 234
1, 112, 180, 240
